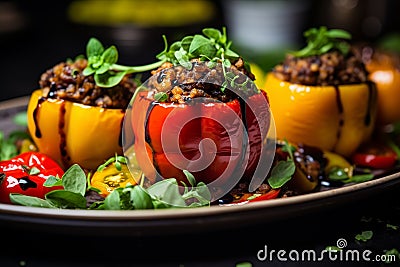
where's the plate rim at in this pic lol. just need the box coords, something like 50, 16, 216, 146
1, 95, 400, 235
0, 169, 398, 221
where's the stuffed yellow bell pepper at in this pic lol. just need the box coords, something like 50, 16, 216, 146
263, 27, 378, 158
27, 89, 126, 170
26, 38, 163, 170
361, 47, 400, 125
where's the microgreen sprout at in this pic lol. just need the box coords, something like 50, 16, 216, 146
83, 27, 255, 96
156, 27, 240, 68
291, 26, 352, 58
156, 27, 254, 94
97, 153, 127, 172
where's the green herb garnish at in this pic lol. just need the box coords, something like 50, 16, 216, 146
291, 26, 352, 58
355, 230, 373, 242
156, 27, 240, 69
157, 27, 254, 93
328, 166, 374, 184
83, 27, 247, 89
10, 164, 211, 209
268, 139, 296, 189
383, 248, 400, 263
96, 153, 127, 172
82, 37, 164, 88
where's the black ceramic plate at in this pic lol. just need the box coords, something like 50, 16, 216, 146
0, 96, 399, 237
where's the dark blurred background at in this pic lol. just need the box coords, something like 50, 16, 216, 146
0, 0, 399, 101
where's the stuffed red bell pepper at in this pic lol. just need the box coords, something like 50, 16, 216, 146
128, 28, 272, 190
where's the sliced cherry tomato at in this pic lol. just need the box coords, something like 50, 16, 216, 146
351, 142, 398, 169
90, 156, 140, 197
248, 189, 281, 202
0, 151, 64, 204
231, 188, 281, 204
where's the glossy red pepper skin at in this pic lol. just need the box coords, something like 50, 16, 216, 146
226, 188, 281, 205
0, 152, 64, 204
352, 143, 398, 169
131, 90, 270, 185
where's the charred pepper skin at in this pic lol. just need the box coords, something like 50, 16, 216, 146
27, 89, 125, 170
264, 73, 378, 158
0, 151, 64, 204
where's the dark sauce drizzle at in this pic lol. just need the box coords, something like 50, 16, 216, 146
18, 176, 37, 190
33, 97, 46, 138
58, 101, 70, 167
333, 85, 344, 140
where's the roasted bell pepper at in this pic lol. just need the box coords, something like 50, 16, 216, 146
365, 51, 400, 125
26, 89, 125, 170
275, 140, 354, 193
263, 73, 378, 158
0, 151, 64, 204
323, 150, 354, 176
130, 90, 270, 185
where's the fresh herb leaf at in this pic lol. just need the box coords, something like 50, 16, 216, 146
147, 178, 187, 207
46, 190, 87, 209
328, 168, 374, 184
268, 139, 296, 189
346, 173, 374, 183
328, 166, 350, 181
83, 38, 164, 88
268, 160, 296, 189
355, 230, 373, 242
281, 138, 296, 160
86, 37, 104, 58
183, 169, 196, 187
157, 27, 240, 66
94, 70, 128, 88
189, 34, 217, 57
103, 189, 124, 210
61, 164, 87, 196
43, 175, 62, 187
9, 194, 56, 208
130, 185, 154, 209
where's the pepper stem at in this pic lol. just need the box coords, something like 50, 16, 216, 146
112, 60, 165, 74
